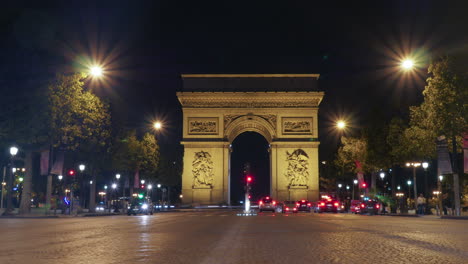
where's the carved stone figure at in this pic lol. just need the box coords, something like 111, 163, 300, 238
284, 149, 309, 186
192, 151, 214, 187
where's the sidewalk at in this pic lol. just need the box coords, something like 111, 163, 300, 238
0, 208, 123, 218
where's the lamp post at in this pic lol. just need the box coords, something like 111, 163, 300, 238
3, 146, 18, 215
337, 183, 342, 201
438, 175, 444, 215
406, 162, 421, 209
407, 180, 412, 209
379, 172, 385, 195
353, 179, 358, 200
147, 184, 153, 201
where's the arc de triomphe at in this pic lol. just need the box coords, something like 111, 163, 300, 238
177, 74, 324, 205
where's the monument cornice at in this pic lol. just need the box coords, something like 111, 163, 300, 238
177, 92, 324, 108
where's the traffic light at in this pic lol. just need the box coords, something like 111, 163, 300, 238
246, 176, 252, 183
140, 184, 145, 189
68, 169, 75, 176
361, 182, 367, 188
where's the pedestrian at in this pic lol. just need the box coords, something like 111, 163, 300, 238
416, 193, 426, 215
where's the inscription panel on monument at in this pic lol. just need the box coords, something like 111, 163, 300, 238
282, 117, 313, 135
188, 117, 219, 135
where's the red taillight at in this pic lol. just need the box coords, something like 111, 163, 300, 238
320, 202, 325, 206
293, 208, 297, 211
266, 196, 270, 199
376, 204, 380, 209
286, 207, 289, 211
334, 202, 339, 207
296, 203, 300, 207
259, 201, 263, 205
272, 201, 276, 205
360, 203, 365, 208
307, 203, 311, 206
301, 200, 305, 202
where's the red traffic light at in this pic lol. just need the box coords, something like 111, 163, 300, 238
246, 176, 252, 183
361, 183, 367, 188
140, 185, 145, 189
68, 170, 75, 176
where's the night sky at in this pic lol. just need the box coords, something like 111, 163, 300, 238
2, 1, 468, 197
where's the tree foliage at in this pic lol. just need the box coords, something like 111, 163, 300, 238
112, 130, 160, 179
403, 56, 468, 156
48, 73, 111, 150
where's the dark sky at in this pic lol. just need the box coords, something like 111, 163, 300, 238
2, 1, 468, 161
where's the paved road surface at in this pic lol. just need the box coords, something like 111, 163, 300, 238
0, 211, 467, 264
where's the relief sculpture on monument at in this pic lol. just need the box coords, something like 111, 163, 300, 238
285, 149, 309, 186
188, 117, 218, 134
192, 151, 214, 188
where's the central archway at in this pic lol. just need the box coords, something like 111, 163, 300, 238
230, 131, 270, 205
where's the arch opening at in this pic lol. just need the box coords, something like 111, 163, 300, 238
230, 131, 270, 205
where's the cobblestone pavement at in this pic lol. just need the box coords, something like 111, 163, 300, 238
0, 211, 467, 264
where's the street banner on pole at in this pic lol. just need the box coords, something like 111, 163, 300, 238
463, 134, 468, 174
124, 177, 129, 188
50, 151, 64, 175
134, 169, 140, 188
436, 136, 453, 175
40, 150, 49, 175
355, 160, 364, 187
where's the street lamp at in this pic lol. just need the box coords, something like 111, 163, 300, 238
10, 147, 18, 156
406, 162, 421, 209
379, 172, 385, 180
89, 65, 103, 77
116, 174, 121, 180
58, 175, 63, 181
3, 146, 18, 215
336, 120, 346, 130
407, 180, 412, 208
352, 179, 358, 200
401, 59, 414, 70
141, 180, 145, 185
154, 121, 162, 130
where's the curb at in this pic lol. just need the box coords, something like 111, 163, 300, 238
0, 215, 60, 219
440, 216, 468, 220
383, 214, 420, 217
82, 213, 120, 217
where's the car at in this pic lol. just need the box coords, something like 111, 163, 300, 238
315, 198, 343, 213
127, 198, 154, 215
296, 200, 312, 212
358, 200, 380, 215
282, 201, 298, 213
258, 197, 277, 212
350, 200, 362, 214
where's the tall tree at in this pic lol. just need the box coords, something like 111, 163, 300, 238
45, 72, 111, 213
112, 130, 160, 188
408, 56, 468, 215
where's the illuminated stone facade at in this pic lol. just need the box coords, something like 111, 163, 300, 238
177, 74, 324, 205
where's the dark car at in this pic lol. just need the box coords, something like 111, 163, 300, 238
282, 201, 298, 213
315, 198, 343, 213
127, 198, 154, 215
296, 200, 312, 212
258, 197, 277, 212
358, 200, 380, 215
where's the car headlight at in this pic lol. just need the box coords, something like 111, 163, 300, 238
141, 204, 148, 209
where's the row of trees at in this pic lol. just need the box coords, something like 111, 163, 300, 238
0, 73, 164, 214
330, 57, 468, 213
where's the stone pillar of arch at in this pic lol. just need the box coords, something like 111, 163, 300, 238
177, 74, 324, 205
